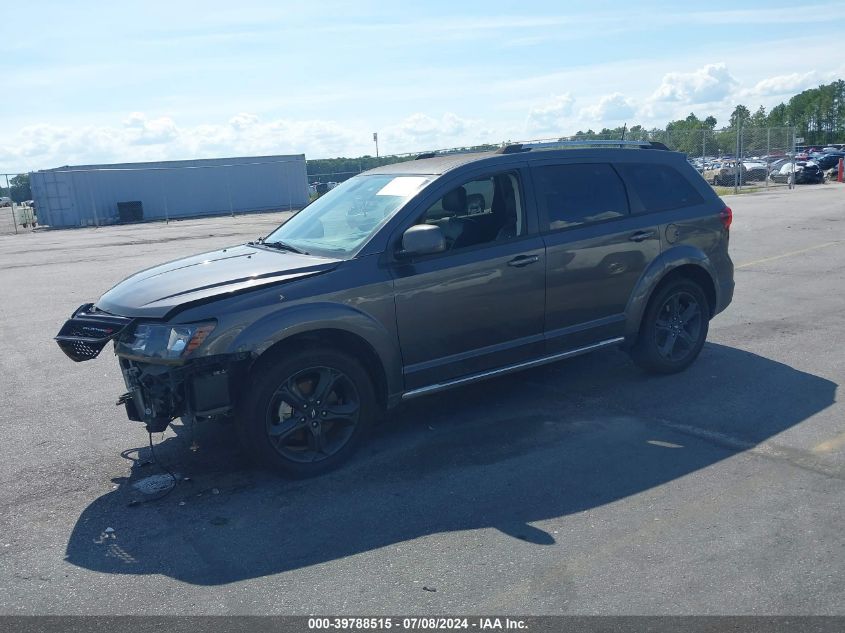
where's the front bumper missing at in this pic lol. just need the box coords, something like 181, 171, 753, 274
56, 303, 244, 432
119, 356, 243, 432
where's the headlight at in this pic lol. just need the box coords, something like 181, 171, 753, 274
117, 322, 216, 361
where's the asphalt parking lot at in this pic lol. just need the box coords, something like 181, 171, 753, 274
0, 185, 843, 615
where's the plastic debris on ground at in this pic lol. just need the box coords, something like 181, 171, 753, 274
131, 473, 180, 495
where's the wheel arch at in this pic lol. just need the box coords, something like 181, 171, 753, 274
250, 328, 391, 413
231, 302, 403, 410
625, 248, 718, 342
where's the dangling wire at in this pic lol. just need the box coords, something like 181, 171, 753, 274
125, 431, 179, 507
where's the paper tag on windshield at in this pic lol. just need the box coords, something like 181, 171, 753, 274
376, 177, 428, 197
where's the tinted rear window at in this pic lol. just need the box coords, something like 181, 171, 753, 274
533, 163, 629, 230
616, 162, 704, 213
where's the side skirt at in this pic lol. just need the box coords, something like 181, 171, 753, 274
401, 337, 625, 400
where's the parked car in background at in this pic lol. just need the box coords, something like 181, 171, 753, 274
768, 158, 789, 172
742, 160, 768, 181
814, 152, 845, 171
0, 197, 11, 208
770, 161, 824, 184
703, 161, 746, 185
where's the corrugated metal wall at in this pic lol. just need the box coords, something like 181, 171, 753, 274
30, 155, 308, 227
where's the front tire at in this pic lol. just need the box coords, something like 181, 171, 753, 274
630, 279, 710, 374
238, 347, 377, 477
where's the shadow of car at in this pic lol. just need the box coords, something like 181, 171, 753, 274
65, 343, 836, 585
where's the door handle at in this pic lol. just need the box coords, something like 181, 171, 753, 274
507, 254, 540, 267
628, 230, 656, 242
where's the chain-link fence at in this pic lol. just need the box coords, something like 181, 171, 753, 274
305, 171, 362, 201
0, 172, 35, 235
521, 126, 802, 192
645, 126, 799, 191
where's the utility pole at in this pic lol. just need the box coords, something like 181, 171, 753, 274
766, 128, 771, 189
734, 126, 741, 194
373, 132, 379, 158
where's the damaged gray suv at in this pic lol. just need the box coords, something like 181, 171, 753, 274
56, 141, 734, 477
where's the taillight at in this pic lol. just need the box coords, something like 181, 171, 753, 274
720, 206, 732, 230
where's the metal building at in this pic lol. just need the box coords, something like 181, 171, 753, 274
30, 154, 308, 228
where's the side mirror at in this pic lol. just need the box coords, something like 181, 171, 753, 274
398, 224, 446, 258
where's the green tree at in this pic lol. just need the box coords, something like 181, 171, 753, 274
662, 113, 715, 155
767, 103, 789, 127
764, 80, 845, 144
729, 105, 751, 128
10, 174, 31, 203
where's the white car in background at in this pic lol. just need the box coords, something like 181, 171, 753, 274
742, 160, 768, 181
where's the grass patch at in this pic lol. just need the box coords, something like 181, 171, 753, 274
713, 186, 761, 196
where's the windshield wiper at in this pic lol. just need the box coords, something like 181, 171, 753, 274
257, 239, 307, 255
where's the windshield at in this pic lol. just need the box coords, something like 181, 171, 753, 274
264, 174, 431, 257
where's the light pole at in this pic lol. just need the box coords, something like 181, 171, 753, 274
373, 132, 379, 158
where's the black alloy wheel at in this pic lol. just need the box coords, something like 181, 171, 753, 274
653, 291, 703, 363
266, 366, 361, 464
239, 347, 376, 477
630, 279, 710, 374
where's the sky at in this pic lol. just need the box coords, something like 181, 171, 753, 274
2, 0, 844, 173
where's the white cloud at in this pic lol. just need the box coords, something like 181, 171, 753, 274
747, 71, 820, 97
123, 112, 179, 145
0, 112, 488, 171
381, 112, 481, 152
1, 114, 362, 171
650, 63, 738, 104
526, 94, 575, 133
229, 112, 260, 130
580, 93, 636, 122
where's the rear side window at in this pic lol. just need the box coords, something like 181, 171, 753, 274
533, 163, 629, 230
616, 162, 704, 213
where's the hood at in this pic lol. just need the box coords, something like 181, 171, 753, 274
96, 244, 340, 318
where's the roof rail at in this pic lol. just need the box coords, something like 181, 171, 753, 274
408, 138, 671, 161
498, 139, 668, 154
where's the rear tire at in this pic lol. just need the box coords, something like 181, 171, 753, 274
237, 347, 376, 477
630, 279, 710, 374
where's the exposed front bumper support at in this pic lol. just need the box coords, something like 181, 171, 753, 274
119, 356, 245, 432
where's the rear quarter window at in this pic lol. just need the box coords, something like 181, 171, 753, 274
616, 162, 705, 214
